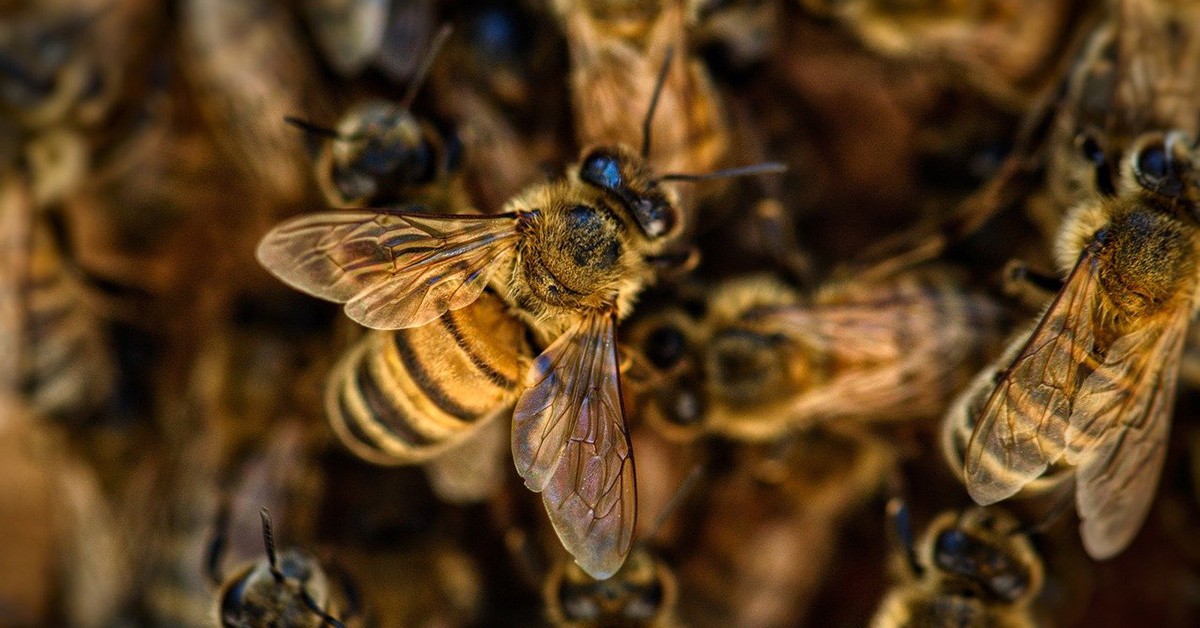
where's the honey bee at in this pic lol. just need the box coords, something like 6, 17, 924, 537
0, 169, 113, 420
550, 0, 732, 214
957, 126, 1200, 559
287, 26, 467, 210
797, 0, 1086, 111
210, 509, 352, 628
180, 0, 329, 205
628, 269, 1006, 442
257, 57, 783, 577
871, 501, 1044, 628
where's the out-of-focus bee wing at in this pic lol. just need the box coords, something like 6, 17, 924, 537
423, 408, 510, 504
512, 314, 636, 580
1066, 303, 1189, 558
256, 210, 518, 329
964, 248, 1103, 505
300, 0, 388, 76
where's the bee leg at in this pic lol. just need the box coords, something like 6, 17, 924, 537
646, 245, 700, 278
1002, 259, 1063, 303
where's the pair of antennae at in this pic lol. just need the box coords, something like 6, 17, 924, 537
640, 47, 787, 183
259, 509, 346, 628
284, 24, 453, 140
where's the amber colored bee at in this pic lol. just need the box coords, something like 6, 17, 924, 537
871, 501, 1044, 628
288, 26, 468, 210
210, 509, 352, 628
179, 0, 329, 205
958, 130, 1200, 559
798, 0, 1087, 110
628, 269, 1006, 442
550, 0, 732, 213
0, 169, 112, 420
258, 48, 783, 576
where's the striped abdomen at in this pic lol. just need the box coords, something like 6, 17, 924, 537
326, 290, 531, 464
1, 172, 113, 419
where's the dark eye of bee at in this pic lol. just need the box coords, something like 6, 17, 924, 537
580, 151, 623, 190
1137, 143, 1169, 182
643, 325, 687, 369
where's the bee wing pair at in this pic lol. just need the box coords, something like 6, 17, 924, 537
965, 245, 1188, 558
256, 209, 635, 578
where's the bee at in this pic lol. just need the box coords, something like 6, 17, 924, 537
257, 53, 784, 578
180, 0, 329, 205
286, 26, 467, 210
0, 169, 113, 420
957, 125, 1200, 559
797, 0, 1086, 111
871, 500, 1044, 628
628, 269, 1006, 442
209, 508, 351, 628
550, 0, 732, 208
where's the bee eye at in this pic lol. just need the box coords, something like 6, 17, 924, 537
581, 152, 623, 190
643, 325, 687, 369
1137, 143, 1169, 182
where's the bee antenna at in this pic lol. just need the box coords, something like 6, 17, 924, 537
259, 508, 285, 584
400, 23, 453, 111
887, 498, 923, 578
283, 116, 341, 139
647, 465, 705, 541
641, 47, 675, 159
659, 162, 788, 182
204, 499, 233, 585
300, 590, 346, 628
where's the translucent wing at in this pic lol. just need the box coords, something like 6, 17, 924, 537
512, 314, 636, 579
964, 247, 1104, 505
256, 210, 518, 329
1066, 303, 1189, 559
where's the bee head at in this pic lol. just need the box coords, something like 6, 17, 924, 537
926, 508, 1043, 606
553, 548, 672, 623
578, 145, 679, 240
329, 102, 434, 195
218, 551, 330, 628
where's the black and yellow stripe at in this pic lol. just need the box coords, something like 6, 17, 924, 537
326, 290, 531, 465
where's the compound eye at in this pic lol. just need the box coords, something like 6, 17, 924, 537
1136, 142, 1170, 183
643, 325, 687, 370
580, 151, 623, 190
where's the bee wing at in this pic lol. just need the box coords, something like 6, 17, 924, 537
1066, 304, 1189, 559
512, 314, 636, 579
256, 210, 518, 329
964, 249, 1103, 505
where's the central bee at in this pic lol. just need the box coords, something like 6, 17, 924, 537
256, 55, 780, 579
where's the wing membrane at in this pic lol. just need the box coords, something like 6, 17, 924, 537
1067, 305, 1188, 558
964, 249, 1103, 504
512, 314, 636, 579
256, 210, 518, 329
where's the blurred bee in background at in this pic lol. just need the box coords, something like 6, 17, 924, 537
797, 0, 1089, 111
678, 424, 896, 625
550, 0, 733, 227
0, 169, 113, 421
180, 0, 330, 206
209, 508, 354, 628
258, 48, 783, 578
871, 500, 1044, 628
0, 399, 132, 627
628, 268, 1006, 442
286, 25, 469, 211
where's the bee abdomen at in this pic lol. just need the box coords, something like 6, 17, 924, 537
326, 292, 529, 465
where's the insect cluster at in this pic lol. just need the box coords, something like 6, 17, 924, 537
3, 0, 1200, 626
